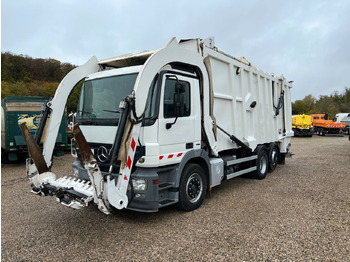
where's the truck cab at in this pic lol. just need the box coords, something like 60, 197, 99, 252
72, 63, 204, 211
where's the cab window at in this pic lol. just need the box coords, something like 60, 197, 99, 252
163, 79, 191, 118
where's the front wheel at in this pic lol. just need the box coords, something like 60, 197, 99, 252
177, 163, 207, 211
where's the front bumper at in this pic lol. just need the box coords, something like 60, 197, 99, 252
72, 160, 161, 212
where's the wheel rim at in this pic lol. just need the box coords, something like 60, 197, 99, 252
259, 155, 268, 174
186, 173, 203, 203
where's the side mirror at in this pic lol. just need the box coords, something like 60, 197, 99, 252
165, 76, 186, 130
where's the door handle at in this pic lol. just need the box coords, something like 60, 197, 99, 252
186, 143, 193, 149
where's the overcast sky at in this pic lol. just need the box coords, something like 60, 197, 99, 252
2, 0, 350, 101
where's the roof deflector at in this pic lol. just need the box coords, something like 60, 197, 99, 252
99, 50, 156, 68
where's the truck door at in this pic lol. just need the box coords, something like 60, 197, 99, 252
158, 73, 201, 163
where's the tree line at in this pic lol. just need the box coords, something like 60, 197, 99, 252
1, 52, 81, 112
2, 52, 349, 119
292, 88, 350, 120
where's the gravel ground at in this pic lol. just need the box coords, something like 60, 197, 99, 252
1, 135, 350, 261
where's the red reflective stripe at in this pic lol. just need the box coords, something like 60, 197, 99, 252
124, 175, 128, 181
131, 138, 136, 151
160, 153, 183, 160
127, 156, 132, 169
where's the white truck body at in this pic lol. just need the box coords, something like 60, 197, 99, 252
335, 113, 350, 122
203, 44, 293, 152
22, 37, 293, 213
335, 113, 350, 134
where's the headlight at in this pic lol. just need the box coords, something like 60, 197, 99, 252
132, 178, 147, 191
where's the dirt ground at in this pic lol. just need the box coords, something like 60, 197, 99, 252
1, 135, 350, 261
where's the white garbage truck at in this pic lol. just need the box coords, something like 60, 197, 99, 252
21, 37, 293, 214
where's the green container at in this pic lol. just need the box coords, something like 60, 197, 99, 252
1, 96, 68, 162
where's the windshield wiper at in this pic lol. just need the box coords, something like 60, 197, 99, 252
77, 110, 96, 119
103, 110, 120, 114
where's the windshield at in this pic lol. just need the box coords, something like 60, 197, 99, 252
76, 73, 138, 120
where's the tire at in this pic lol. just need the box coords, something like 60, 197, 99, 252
252, 146, 269, 180
177, 163, 207, 211
317, 129, 321, 136
268, 143, 279, 171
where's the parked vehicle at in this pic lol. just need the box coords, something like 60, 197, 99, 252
1, 96, 67, 163
20, 37, 293, 214
292, 114, 313, 137
335, 113, 350, 123
311, 113, 346, 136
335, 113, 350, 135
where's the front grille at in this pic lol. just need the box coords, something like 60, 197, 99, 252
76, 143, 120, 173
75, 143, 144, 174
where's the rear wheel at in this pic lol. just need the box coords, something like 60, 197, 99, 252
268, 143, 279, 171
252, 146, 269, 180
177, 163, 207, 211
318, 128, 325, 136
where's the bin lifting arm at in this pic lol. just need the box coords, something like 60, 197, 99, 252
41, 56, 100, 168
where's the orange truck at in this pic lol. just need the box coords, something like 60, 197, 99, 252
292, 114, 314, 137
311, 113, 346, 136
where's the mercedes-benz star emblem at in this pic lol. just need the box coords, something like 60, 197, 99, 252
97, 146, 109, 163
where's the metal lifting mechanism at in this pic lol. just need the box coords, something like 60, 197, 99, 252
34, 101, 51, 145
216, 125, 252, 154
19, 56, 108, 212
21, 92, 144, 214
108, 98, 130, 175
20, 122, 95, 211
273, 79, 287, 135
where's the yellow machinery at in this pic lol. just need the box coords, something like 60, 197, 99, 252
292, 114, 314, 137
